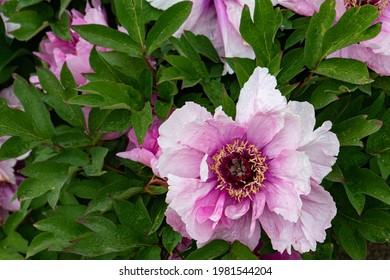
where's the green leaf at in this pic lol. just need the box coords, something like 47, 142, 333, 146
278, 48, 305, 85
314, 58, 373, 85
310, 80, 357, 110
162, 226, 182, 254
240, 0, 283, 68
88, 108, 132, 135
0, 136, 38, 160
0, 99, 39, 140
164, 55, 201, 82
223, 241, 258, 260
333, 115, 382, 147
183, 32, 220, 63
50, 12, 71, 41
131, 102, 154, 145
357, 210, 390, 243
304, 0, 336, 70
114, 198, 152, 231
37, 68, 86, 128
170, 33, 209, 81
148, 196, 168, 236
225, 58, 256, 88
26, 232, 57, 258
301, 243, 333, 260
367, 109, 390, 154
59, 0, 72, 18
136, 247, 162, 260
83, 147, 108, 177
16, 0, 44, 9
34, 217, 90, 240
339, 224, 366, 260
203, 80, 236, 118
60, 62, 77, 97
186, 240, 230, 260
114, 0, 144, 50
9, 2, 53, 41
344, 167, 390, 214
322, 5, 380, 56
145, 1, 192, 55
72, 24, 142, 56
13, 75, 55, 139
51, 147, 90, 167
18, 162, 71, 207
377, 150, 390, 179
70, 81, 143, 111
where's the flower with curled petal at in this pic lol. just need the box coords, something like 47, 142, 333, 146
157, 67, 339, 254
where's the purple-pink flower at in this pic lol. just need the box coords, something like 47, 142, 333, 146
147, 0, 255, 72
30, 0, 108, 86
157, 67, 338, 254
275, 0, 390, 76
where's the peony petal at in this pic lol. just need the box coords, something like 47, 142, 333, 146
198, 211, 261, 250
250, 191, 266, 235
116, 149, 155, 169
262, 110, 302, 158
264, 150, 312, 222
158, 102, 213, 150
157, 147, 206, 179
260, 181, 336, 254
236, 67, 287, 125
214, 0, 255, 59
298, 121, 339, 183
224, 198, 251, 220
165, 207, 191, 239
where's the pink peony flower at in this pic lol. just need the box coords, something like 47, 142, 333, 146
275, 0, 390, 76
147, 0, 255, 72
158, 67, 338, 254
30, 0, 108, 86
116, 117, 162, 177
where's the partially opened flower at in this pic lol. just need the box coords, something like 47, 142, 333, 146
158, 67, 338, 253
30, 0, 108, 86
275, 0, 390, 76
147, 0, 255, 71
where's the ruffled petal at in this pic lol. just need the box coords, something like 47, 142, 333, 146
260, 181, 336, 254
236, 67, 287, 125
264, 150, 312, 222
158, 102, 213, 150
286, 101, 339, 183
224, 198, 250, 220
261, 110, 301, 158
157, 147, 206, 179
198, 210, 261, 250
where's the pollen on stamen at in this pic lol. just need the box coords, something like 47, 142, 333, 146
210, 140, 268, 201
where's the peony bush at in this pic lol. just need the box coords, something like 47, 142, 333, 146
0, 0, 389, 260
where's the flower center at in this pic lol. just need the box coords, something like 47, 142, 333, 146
345, 0, 389, 10
210, 140, 268, 201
